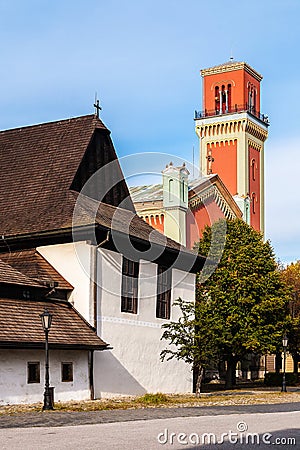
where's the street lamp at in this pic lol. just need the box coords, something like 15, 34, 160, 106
281, 333, 288, 393
40, 308, 54, 410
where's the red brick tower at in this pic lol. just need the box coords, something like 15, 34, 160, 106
195, 60, 269, 232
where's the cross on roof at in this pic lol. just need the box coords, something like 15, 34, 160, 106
93, 99, 102, 118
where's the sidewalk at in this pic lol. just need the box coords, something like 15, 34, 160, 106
0, 392, 299, 429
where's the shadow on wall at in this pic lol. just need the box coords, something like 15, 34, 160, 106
94, 350, 147, 397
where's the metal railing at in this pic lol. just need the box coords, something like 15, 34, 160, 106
194, 104, 269, 125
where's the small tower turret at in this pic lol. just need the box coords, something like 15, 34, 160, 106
162, 162, 189, 246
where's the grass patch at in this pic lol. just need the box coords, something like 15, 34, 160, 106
136, 393, 169, 405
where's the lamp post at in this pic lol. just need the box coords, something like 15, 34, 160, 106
40, 308, 54, 410
281, 333, 288, 393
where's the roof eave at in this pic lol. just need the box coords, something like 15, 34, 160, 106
0, 341, 109, 351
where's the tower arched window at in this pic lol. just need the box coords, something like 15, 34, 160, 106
251, 159, 256, 181
221, 85, 226, 113
227, 84, 232, 112
247, 83, 251, 110
252, 192, 256, 214
215, 86, 220, 113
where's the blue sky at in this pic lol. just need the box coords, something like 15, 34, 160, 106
0, 0, 299, 263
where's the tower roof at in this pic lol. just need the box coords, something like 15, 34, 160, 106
201, 60, 263, 82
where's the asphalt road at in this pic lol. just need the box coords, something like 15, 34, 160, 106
0, 403, 299, 449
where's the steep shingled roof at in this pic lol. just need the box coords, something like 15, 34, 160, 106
0, 115, 205, 272
0, 249, 73, 290
0, 298, 107, 350
0, 114, 133, 237
0, 259, 43, 288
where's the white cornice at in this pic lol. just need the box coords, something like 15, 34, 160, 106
201, 61, 263, 82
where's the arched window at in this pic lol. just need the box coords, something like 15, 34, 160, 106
252, 192, 256, 214
221, 85, 225, 113
169, 179, 173, 202
181, 180, 185, 202
227, 84, 232, 112
251, 159, 256, 181
215, 86, 220, 113
247, 83, 251, 110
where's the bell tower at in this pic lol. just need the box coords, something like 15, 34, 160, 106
195, 60, 269, 233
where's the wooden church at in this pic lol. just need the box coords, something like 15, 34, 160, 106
0, 114, 205, 404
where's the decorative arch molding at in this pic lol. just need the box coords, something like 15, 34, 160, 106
197, 118, 248, 138
245, 120, 268, 141
248, 139, 262, 152
207, 139, 237, 148
210, 79, 236, 90
140, 212, 164, 225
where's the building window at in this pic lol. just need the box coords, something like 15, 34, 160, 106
227, 84, 232, 112
221, 85, 226, 113
169, 179, 174, 202
215, 86, 220, 113
121, 257, 139, 313
181, 180, 185, 202
27, 362, 40, 384
251, 158, 256, 181
61, 362, 73, 382
156, 266, 172, 319
252, 192, 256, 214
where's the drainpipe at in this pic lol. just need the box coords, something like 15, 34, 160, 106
89, 350, 94, 400
92, 230, 110, 330
89, 231, 110, 401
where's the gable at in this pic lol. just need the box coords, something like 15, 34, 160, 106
0, 114, 134, 238
70, 128, 134, 212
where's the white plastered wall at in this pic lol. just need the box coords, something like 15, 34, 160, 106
94, 249, 196, 397
38, 242, 196, 397
0, 349, 90, 405
38, 242, 92, 324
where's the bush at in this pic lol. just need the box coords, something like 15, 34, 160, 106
137, 393, 169, 404
264, 372, 299, 386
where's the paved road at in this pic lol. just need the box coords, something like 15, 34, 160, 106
0, 408, 299, 449
0, 403, 300, 450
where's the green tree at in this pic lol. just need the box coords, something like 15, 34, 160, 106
280, 261, 300, 373
161, 219, 290, 391
160, 297, 221, 395
197, 219, 290, 388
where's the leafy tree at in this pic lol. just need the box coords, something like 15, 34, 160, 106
161, 219, 290, 391
160, 298, 221, 395
280, 261, 300, 373
196, 219, 290, 388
